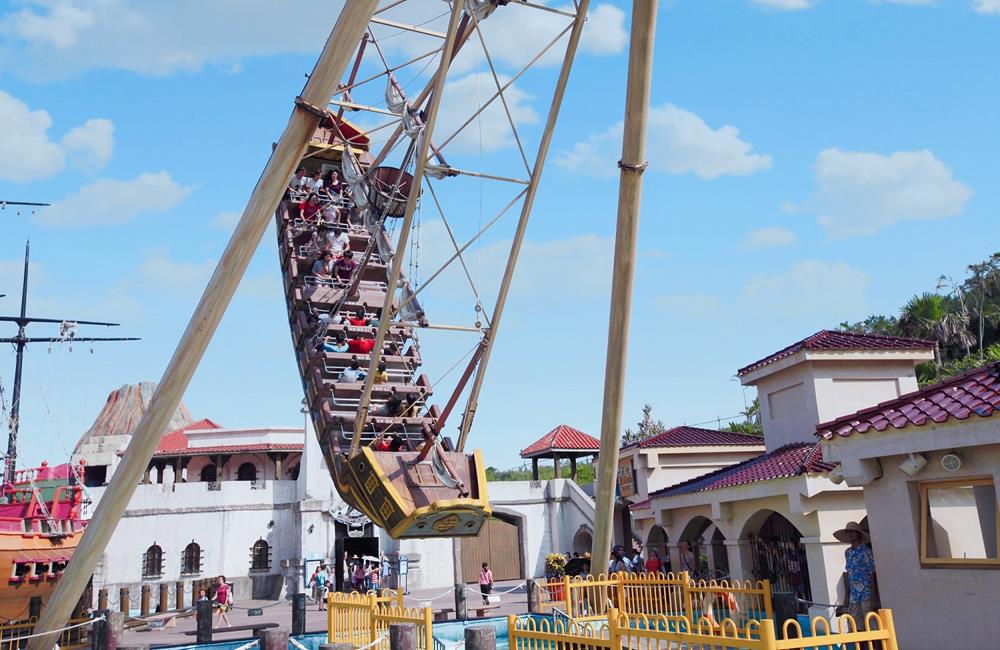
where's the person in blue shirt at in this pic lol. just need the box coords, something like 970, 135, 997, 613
309, 563, 330, 611
324, 332, 349, 353
835, 521, 876, 627
338, 357, 367, 383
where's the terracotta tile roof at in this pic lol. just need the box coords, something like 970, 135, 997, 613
153, 419, 304, 456
817, 361, 1000, 440
623, 426, 764, 450
520, 425, 601, 458
650, 443, 834, 498
738, 330, 936, 377
629, 498, 651, 511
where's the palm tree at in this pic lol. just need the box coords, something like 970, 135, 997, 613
898, 293, 974, 365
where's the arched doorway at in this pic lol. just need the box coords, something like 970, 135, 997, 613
645, 525, 669, 571
679, 516, 713, 577
742, 510, 810, 601
573, 527, 593, 555
237, 462, 258, 481
710, 528, 728, 578
459, 513, 524, 582
199, 464, 217, 482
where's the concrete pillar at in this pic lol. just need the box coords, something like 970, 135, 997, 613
553, 453, 561, 479
724, 539, 753, 582
531, 458, 539, 481
260, 629, 288, 650
801, 536, 845, 621
389, 623, 416, 650
455, 581, 467, 620
93, 611, 125, 650
526, 579, 541, 613
465, 626, 497, 650
569, 457, 577, 481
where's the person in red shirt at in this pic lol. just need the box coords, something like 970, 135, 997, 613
347, 337, 376, 354
645, 549, 662, 574
348, 307, 369, 327
300, 193, 322, 222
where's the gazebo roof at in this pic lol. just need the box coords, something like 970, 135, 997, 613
520, 425, 600, 459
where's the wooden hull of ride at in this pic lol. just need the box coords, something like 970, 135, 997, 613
332, 448, 491, 538
0, 528, 84, 621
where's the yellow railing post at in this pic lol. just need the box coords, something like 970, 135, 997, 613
615, 572, 625, 611
326, 594, 334, 643
423, 606, 434, 650
368, 593, 377, 645
880, 609, 900, 650
758, 617, 778, 650
563, 575, 572, 616
762, 579, 773, 620
506, 615, 517, 650
682, 572, 694, 626
397, 588, 404, 609
608, 607, 621, 650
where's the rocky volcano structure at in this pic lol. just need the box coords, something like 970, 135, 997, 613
72, 382, 194, 484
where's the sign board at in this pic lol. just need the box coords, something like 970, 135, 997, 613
617, 457, 636, 498
347, 528, 364, 538
147, 620, 166, 629
247, 608, 264, 617
398, 555, 409, 576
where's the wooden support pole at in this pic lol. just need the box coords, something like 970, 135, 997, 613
260, 629, 288, 650
140, 585, 150, 617
119, 588, 128, 616
465, 626, 497, 650
590, 0, 658, 576
531, 458, 539, 481
195, 600, 213, 644
389, 623, 416, 650
457, 1, 592, 450
553, 453, 561, 479
570, 457, 578, 481
175, 582, 185, 611
26, 6, 378, 648
98, 588, 108, 611
157, 583, 168, 613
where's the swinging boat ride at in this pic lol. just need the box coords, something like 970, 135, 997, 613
275, 0, 594, 538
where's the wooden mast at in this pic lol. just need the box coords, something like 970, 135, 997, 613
456, 0, 592, 450
350, 0, 466, 454
26, 4, 378, 646
589, 0, 659, 575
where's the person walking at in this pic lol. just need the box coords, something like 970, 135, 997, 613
310, 563, 330, 610
679, 540, 698, 578
835, 522, 876, 627
213, 575, 232, 628
479, 562, 494, 605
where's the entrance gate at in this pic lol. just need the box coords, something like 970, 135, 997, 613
459, 516, 522, 582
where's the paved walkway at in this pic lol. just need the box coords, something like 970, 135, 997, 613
129, 580, 529, 647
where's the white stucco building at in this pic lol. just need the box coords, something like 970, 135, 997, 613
643, 330, 936, 618
819, 361, 1000, 649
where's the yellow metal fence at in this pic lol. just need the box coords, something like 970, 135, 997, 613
0, 617, 92, 650
509, 608, 900, 650
538, 572, 772, 627
327, 590, 431, 650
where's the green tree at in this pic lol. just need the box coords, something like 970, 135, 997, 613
898, 292, 971, 363
723, 397, 762, 435
622, 404, 666, 446
960, 253, 1000, 359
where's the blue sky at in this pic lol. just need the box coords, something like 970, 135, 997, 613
1, 0, 998, 471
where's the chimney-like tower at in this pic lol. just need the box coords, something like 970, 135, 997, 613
738, 331, 936, 451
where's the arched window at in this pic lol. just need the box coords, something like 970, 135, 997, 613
287, 464, 300, 481
200, 464, 217, 482
251, 539, 271, 571
237, 463, 258, 482
181, 541, 202, 575
142, 544, 163, 578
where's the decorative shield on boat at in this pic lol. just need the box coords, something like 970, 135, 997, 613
368, 167, 418, 218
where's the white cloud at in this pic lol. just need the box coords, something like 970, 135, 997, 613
742, 260, 869, 320
557, 103, 772, 180
61, 118, 114, 170
35, 172, 192, 227
750, 0, 813, 10
808, 148, 971, 237
435, 72, 538, 153
138, 249, 281, 301
0, 1, 624, 80
973, 0, 1000, 13
212, 211, 241, 230
743, 227, 797, 250
0, 91, 113, 181
7, 0, 94, 48
656, 293, 722, 320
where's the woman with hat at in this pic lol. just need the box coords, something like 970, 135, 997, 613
834, 521, 876, 627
